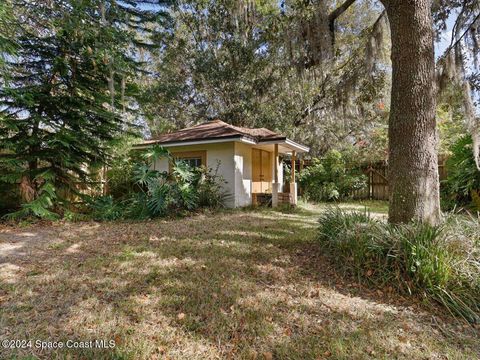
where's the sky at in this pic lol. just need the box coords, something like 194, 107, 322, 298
435, 13, 457, 58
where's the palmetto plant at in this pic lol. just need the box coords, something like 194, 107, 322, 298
146, 180, 170, 216
142, 145, 171, 164
135, 147, 226, 217
89, 146, 228, 220
133, 163, 161, 188
133, 147, 199, 216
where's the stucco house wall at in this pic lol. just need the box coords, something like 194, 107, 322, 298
234, 142, 252, 207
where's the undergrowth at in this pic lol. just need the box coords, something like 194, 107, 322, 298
318, 207, 480, 323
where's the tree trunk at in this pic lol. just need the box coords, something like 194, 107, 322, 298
381, 0, 441, 225
24, 118, 40, 202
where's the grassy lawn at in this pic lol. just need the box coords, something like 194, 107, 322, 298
320, 200, 389, 215
0, 203, 478, 359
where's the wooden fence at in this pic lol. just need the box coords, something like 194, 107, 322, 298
351, 156, 449, 201
293, 156, 448, 201
352, 164, 389, 200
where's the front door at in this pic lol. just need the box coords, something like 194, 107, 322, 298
252, 149, 272, 193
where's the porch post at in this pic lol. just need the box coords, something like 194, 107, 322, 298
299, 157, 304, 196
272, 144, 279, 207
291, 151, 296, 183
290, 151, 298, 205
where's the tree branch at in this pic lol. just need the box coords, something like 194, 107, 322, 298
328, 0, 357, 23
448, 3, 468, 50
328, 0, 357, 46
294, 74, 331, 126
372, 10, 387, 30
445, 11, 480, 56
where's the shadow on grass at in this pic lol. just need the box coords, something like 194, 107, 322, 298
0, 209, 478, 360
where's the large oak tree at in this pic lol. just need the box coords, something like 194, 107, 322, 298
380, 0, 440, 224
325, 0, 479, 224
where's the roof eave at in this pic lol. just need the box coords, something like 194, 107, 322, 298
285, 138, 310, 153
258, 138, 310, 153
133, 134, 309, 153
132, 135, 255, 149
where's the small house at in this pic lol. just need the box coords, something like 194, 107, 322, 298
136, 120, 309, 208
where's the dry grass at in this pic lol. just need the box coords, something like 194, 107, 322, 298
0, 204, 479, 360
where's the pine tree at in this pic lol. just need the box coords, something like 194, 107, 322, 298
0, 0, 16, 71
0, 0, 169, 218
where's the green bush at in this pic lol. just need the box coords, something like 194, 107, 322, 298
105, 136, 143, 199
442, 135, 480, 210
0, 162, 21, 216
196, 161, 231, 208
4, 170, 60, 220
318, 207, 480, 323
89, 195, 125, 221
298, 150, 367, 202
88, 146, 229, 221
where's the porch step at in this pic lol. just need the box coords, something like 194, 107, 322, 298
252, 193, 291, 206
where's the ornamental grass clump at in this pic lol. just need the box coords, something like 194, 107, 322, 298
318, 207, 480, 323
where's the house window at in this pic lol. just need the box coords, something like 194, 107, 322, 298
171, 151, 207, 169
181, 157, 202, 168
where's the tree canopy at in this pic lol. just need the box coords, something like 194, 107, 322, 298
142, 0, 391, 157
0, 0, 479, 223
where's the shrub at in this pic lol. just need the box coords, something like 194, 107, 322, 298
196, 161, 230, 208
318, 207, 480, 323
4, 170, 60, 220
105, 136, 143, 199
299, 150, 367, 202
88, 146, 229, 220
89, 195, 125, 221
442, 135, 480, 211
0, 181, 19, 216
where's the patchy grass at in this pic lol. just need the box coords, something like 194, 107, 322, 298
299, 199, 389, 215
0, 205, 478, 359
336, 200, 389, 214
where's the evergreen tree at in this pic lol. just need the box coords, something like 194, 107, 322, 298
0, 0, 16, 72
0, 0, 169, 218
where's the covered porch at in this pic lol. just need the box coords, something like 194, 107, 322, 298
250, 139, 309, 207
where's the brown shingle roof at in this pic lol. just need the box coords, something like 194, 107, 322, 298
144, 120, 285, 145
